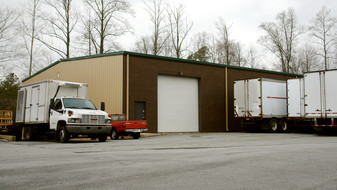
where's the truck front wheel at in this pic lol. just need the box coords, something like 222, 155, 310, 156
110, 128, 119, 140
59, 126, 69, 143
268, 119, 278, 133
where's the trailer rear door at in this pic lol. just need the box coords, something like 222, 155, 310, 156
288, 78, 305, 117
234, 80, 246, 117
15, 89, 26, 123
30, 86, 40, 122
247, 79, 261, 117
305, 72, 323, 118
324, 70, 337, 118
261, 79, 287, 118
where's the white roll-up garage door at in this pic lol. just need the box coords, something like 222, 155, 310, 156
158, 75, 199, 132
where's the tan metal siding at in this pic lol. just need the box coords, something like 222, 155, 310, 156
23, 55, 124, 114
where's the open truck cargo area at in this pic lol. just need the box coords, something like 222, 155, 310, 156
234, 78, 288, 132
15, 80, 111, 142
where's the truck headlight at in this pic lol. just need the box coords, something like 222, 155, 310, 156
105, 119, 111, 124
68, 118, 82, 123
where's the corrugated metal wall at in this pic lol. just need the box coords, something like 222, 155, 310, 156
23, 55, 124, 114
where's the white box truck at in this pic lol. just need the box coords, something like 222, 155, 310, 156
304, 70, 337, 132
234, 78, 288, 132
15, 80, 111, 142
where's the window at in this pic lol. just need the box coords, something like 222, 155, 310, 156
54, 99, 62, 110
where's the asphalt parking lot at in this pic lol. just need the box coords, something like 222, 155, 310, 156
0, 133, 337, 190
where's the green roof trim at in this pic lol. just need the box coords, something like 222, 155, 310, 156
23, 51, 302, 82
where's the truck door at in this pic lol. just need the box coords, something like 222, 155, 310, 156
30, 86, 40, 122
49, 98, 63, 130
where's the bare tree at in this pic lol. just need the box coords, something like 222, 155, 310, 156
167, 3, 193, 58
135, 36, 151, 54
0, 7, 20, 79
298, 44, 321, 72
142, 0, 170, 55
309, 7, 337, 70
232, 42, 245, 67
245, 45, 259, 68
208, 34, 220, 63
20, 0, 43, 76
215, 17, 235, 65
76, 11, 99, 56
259, 8, 303, 73
40, 0, 77, 59
85, 0, 133, 54
187, 32, 211, 61
0, 7, 20, 64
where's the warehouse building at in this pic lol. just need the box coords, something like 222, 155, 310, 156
23, 51, 300, 132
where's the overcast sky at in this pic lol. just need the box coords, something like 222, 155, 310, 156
1, 0, 337, 69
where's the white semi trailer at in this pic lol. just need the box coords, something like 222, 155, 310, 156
288, 70, 337, 132
15, 80, 111, 142
234, 78, 288, 132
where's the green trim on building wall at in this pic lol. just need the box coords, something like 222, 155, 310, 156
23, 51, 302, 82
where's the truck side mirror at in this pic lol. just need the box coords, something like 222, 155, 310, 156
50, 99, 55, 110
101, 102, 105, 111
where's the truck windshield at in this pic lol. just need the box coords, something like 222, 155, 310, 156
63, 98, 96, 110
111, 115, 126, 121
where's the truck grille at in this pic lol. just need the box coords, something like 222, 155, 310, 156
82, 115, 105, 124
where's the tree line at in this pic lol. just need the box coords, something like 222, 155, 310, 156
1, 0, 337, 82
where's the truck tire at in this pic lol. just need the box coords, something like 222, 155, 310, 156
59, 126, 69, 143
110, 128, 119, 140
268, 119, 278, 133
98, 135, 107, 142
279, 119, 288, 132
133, 133, 140, 139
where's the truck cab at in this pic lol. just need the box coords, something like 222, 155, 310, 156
50, 97, 111, 142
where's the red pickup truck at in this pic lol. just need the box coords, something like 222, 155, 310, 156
108, 114, 148, 140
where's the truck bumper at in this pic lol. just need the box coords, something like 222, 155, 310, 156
66, 125, 111, 135
125, 128, 148, 133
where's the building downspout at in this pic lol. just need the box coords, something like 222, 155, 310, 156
225, 67, 229, 132
126, 54, 130, 119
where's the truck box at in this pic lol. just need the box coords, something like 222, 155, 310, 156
234, 78, 287, 132
16, 80, 87, 124
287, 78, 305, 118
234, 78, 287, 118
304, 70, 337, 128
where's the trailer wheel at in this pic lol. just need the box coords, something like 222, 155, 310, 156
110, 128, 119, 140
268, 119, 278, 133
279, 119, 288, 132
59, 126, 69, 143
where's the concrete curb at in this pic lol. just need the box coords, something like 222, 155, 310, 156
140, 133, 165, 138
0, 135, 16, 141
